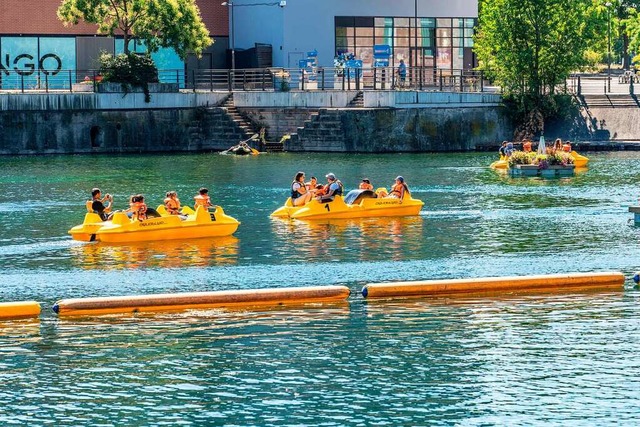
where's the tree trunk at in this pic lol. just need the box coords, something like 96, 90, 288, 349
123, 31, 130, 55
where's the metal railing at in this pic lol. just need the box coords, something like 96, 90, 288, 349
568, 73, 637, 95
0, 69, 185, 92
0, 67, 485, 93
190, 67, 485, 92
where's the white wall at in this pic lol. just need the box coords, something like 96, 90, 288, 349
232, 0, 478, 68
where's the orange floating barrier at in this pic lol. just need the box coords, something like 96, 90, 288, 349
53, 285, 351, 317
0, 301, 41, 320
361, 272, 625, 299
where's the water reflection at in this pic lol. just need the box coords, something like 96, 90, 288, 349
69, 237, 239, 269
270, 216, 424, 261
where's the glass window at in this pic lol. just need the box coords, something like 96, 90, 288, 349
395, 18, 410, 27
395, 38, 410, 48
356, 27, 373, 37
354, 17, 374, 27
39, 37, 76, 89
0, 36, 38, 89
465, 19, 475, 28
395, 27, 410, 38
336, 17, 355, 27
437, 28, 451, 38
437, 18, 452, 28
437, 47, 452, 69
452, 38, 464, 48
374, 17, 387, 27
356, 37, 373, 47
151, 47, 183, 83
421, 18, 435, 28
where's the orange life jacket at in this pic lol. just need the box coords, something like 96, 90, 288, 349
164, 197, 181, 215
562, 143, 571, 152
131, 202, 147, 220
390, 182, 408, 198
523, 141, 532, 152
194, 194, 211, 209
359, 183, 374, 191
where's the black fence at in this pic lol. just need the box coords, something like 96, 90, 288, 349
0, 67, 485, 93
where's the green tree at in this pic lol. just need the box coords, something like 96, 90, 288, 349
57, 0, 212, 59
475, 0, 597, 137
475, 0, 591, 97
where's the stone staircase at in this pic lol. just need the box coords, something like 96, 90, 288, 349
580, 94, 640, 108
222, 93, 259, 138
288, 109, 345, 151
348, 91, 364, 108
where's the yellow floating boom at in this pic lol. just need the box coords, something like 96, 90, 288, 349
53, 286, 351, 316
361, 272, 624, 299
0, 301, 41, 320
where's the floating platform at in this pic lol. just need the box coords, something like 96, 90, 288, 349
0, 301, 41, 320
361, 272, 625, 299
53, 286, 351, 316
630, 206, 640, 224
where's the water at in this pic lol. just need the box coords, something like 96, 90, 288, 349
2, 152, 640, 425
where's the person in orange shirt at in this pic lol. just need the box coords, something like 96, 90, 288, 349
194, 187, 213, 210
522, 140, 532, 152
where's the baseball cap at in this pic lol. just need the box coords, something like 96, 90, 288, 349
326, 173, 336, 180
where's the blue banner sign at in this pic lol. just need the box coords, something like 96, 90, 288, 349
373, 44, 391, 58
307, 49, 318, 58
374, 58, 389, 67
345, 59, 363, 79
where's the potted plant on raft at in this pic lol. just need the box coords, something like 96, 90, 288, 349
507, 151, 538, 176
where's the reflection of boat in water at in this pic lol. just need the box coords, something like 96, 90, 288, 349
270, 215, 424, 261
271, 189, 424, 220
69, 206, 240, 243
71, 236, 239, 269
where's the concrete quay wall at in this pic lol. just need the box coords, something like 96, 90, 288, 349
0, 91, 510, 154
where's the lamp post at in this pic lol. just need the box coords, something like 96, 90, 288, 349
221, 1, 235, 71
606, 2, 612, 93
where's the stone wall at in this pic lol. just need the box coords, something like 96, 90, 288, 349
287, 107, 511, 152
239, 108, 319, 140
0, 107, 245, 155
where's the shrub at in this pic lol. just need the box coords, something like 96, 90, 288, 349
99, 52, 159, 102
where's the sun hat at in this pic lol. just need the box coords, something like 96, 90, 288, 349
395, 176, 404, 182
326, 173, 336, 180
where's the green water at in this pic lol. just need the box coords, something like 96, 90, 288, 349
2, 152, 640, 425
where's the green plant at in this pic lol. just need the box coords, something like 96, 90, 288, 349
99, 52, 158, 102
507, 150, 536, 167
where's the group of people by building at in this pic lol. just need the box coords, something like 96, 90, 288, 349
90, 187, 214, 222
290, 172, 411, 207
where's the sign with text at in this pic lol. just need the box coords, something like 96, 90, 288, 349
373, 44, 391, 59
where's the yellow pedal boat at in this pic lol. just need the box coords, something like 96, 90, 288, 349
271, 189, 424, 220
69, 205, 240, 243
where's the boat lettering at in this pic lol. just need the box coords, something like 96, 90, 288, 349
374, 201, 399, 206
140, 220, 167, 227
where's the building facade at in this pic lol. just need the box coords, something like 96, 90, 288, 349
0, 0, 229, 89
231, 0, 478, 70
